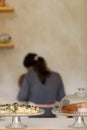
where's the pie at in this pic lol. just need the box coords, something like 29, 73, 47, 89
0, 103, 40, 115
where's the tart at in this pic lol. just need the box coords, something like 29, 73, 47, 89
0, 103, 40, 115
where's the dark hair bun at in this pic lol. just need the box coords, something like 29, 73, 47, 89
23, 53, 37, 68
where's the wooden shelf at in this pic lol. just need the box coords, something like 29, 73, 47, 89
0, 42, 14, 48
0, 6, 14, 12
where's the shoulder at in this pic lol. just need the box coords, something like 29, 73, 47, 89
51, 71, 62, 79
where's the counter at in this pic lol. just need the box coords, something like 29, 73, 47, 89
0, 116, 87, 130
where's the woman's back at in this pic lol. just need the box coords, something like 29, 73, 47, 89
18, 68, 65, 104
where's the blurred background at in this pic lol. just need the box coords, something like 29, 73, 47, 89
0, 0, 87, 103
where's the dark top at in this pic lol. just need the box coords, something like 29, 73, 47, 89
18, 68, 65, 104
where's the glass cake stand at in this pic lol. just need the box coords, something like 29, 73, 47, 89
52, 88, 87, 128
0, 109, 44, 128
52, 108, 87, 128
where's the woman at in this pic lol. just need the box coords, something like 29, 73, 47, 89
18, 56, 65, 117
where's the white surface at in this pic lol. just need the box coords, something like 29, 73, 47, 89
0, 116, 87, 129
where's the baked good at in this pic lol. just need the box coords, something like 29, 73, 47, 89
61, 102, 87, 114
0, 103, 40, 115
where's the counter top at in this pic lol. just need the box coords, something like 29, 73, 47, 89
0, 116, 87, 129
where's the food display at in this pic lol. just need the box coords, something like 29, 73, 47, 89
0, 103, 40, 115
52, 88, 87, 128
0, 103, 44, 128
61, 102, 87, 114
59, 88, 87, 115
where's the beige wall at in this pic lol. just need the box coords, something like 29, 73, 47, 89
0, 0, 87, 103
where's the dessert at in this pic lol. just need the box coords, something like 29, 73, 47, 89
61, 102, 87, 114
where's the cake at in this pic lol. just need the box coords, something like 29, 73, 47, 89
61, 102, 87, 114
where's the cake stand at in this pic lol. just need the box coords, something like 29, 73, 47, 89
0, 109, 44, 128
52, 108, 87, 128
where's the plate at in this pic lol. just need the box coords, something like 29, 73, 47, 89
52, 108, 87, 117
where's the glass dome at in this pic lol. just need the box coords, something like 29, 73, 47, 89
52, 88, 87, 128
59, 88, 87, 115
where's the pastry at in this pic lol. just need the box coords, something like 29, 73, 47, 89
0, 103, 40, 115
61, 102, 87, 114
